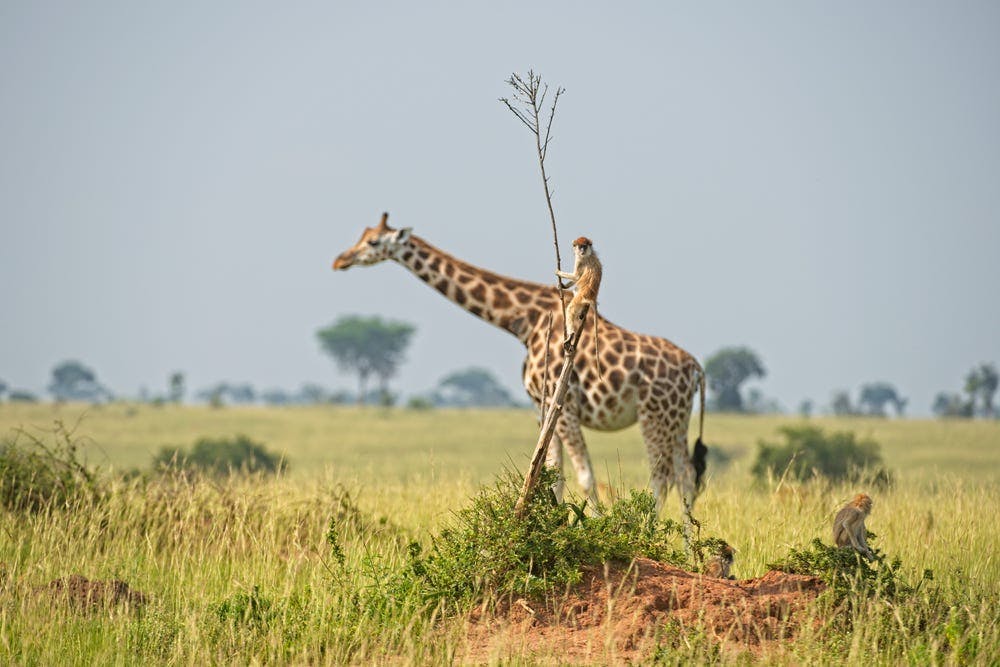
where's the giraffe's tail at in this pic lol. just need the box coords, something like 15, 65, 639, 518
692, 361, 708, 493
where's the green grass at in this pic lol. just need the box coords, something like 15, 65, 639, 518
0, 403, 998, 664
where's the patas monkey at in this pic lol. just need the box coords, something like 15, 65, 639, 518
556, 237, 603, 373
703, 544, 735, 579
833, 493, 875, 560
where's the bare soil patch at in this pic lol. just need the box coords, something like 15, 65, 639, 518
463, 557, 824, 663
34, 574, 149, 612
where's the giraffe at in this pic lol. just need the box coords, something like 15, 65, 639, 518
332, 213, 709, 521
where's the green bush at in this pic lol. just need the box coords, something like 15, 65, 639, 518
154, 435, 286, 477
214, 585, 275, 627
751, 425, 892, 487
405, 396, 434, 410
394, 468, 688, 607
768, 537, 932, 603
0, 422, 103, 512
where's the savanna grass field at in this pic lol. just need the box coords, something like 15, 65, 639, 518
1, 401, 998, 664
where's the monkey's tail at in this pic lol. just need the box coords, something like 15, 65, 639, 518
692, 360, 708, 492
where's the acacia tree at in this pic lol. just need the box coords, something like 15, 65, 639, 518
858, 382, 907, 417
434, 367, 517, 407
704, 346, 766, 412
48, 360, 110, 402
168, 372, 185, 404
831, 390, 856, 416
316, 315, 416, 404
932, 391, 970, 418
965, 363, 998, 417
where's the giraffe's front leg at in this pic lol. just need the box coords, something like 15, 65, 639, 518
554, 410, 599, 510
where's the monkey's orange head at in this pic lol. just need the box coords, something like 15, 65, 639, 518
853, 493, 873, 513
572, 237, 594, 255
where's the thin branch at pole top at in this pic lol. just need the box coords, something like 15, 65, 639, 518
500, 70, 569, 337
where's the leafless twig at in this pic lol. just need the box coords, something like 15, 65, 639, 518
500, 70, 567, 338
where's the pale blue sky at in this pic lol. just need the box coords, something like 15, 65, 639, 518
1, 2, 998, 414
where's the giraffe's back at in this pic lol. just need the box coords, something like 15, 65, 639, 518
523, 312, 699, 433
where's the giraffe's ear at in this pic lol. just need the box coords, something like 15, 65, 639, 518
393, 227, 412, 243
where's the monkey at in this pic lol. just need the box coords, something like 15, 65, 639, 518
556, 237, 602, 338
833, 493, 875, 560
555, 237, 603, 374
703, 544, 735, 579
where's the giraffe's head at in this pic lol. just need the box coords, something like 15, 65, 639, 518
332, 212, 412, 270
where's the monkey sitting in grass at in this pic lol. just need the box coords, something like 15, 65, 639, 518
833, 493, 875, 560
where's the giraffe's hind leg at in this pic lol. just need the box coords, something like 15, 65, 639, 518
637, 402, 698, 552
636, 405, 674, 513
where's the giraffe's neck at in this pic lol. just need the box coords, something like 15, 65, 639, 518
393, 236, 559, 344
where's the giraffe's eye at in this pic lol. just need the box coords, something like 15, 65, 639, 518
367, 239, 379, 247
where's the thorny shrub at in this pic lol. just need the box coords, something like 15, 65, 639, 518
0, 421, 104, 512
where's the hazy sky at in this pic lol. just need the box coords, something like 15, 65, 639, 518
1, 2, 998, 415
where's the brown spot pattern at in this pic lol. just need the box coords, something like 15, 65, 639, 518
493, 291, 512, 309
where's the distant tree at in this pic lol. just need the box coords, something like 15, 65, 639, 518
858, 382, 907, 417
297, 383, 329, 404
932, 392, 971, 418
48, 360, 110, 403
0, 378, 7, 401
260, 388, 291, 405
745, 388, 783, 415
227, 383, 256, 404
327, 389, 353, 404
406, 395, 435, 410
196, 383, 228, 407
980, 363, 999, 417
7, 390, 38, 403
433, 367, 517, 407
168, 372, 185, 404
703, 346, 766, 412
316, 316, 416, 404
965, 363, 998, 418
830, 390, 856, 416
798, 399, 814, 419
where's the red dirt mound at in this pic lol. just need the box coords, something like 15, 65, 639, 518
34, 574, 149, 612
463, 558, 824, 663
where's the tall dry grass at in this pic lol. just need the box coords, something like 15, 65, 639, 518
0, 404, 997, 664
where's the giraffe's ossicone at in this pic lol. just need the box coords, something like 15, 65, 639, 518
333, 213, 708, 520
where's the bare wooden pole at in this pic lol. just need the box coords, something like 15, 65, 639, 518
502, 70, 579, 518
515, 305, 589, 518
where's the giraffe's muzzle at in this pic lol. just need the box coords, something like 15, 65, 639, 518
332, 252, 355, 270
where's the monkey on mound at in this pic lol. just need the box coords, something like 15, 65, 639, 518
556, 237, 603, 374
833, 493, 875, 561
703, 544, 735, 579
